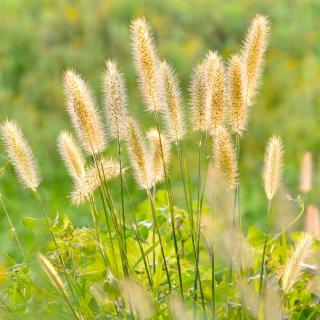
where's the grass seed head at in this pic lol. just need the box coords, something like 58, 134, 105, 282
0, 120, 40, 191
63, 69, 106, 155
242, 14, 270, 105
159, 61, 185, 142
262, 135, 284, 201
131, 17, 161, 112
213, 127, 237, 189
190, 62, 207, 131
57, 131, 85, 182
204, 51, 226, 134
125, 118, 152, 189
299, 151, 312, 193
103, 60, 128, 139
228, 54, 248, 135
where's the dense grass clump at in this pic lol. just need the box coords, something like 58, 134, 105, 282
0, 15, 319, 320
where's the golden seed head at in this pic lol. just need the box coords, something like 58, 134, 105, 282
228, 54, 248, 135
262, 135, 284, 201
125, 118, 152, 190
120, 279, 154, 319
103, 60, 128, 139
38, 253, 68, 297
213, 127, 237, 189
131, 17, 161, 112
63, 69, 106, 155
281, 233, 313, 293
242, 14, 270, 105
0, 120, 40, 191
159, 61, 185, 142
147, 128, 170, 185
204, 51, 226, 134
299, 151, 312, 193
57, 131, 85, 182
305, 205, 320, 237
71, 157, 121, 206
190, 62, 207, 131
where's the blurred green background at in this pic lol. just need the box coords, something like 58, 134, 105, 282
1, 0, 320, 255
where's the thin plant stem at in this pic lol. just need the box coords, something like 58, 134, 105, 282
258, 200, 272, 312
89, 196, 109, 268
154, 110, 183, 297
146, 188, 172, 293
0, 195, 24, 259
116, 135, 127, 257
211, 247, 215, 320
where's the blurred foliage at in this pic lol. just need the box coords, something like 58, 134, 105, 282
0, 0, 320, 254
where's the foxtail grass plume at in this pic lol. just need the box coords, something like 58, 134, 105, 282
120, 279, 154, 319
0, 120, 40, 191
242, 15, 270, 104
103, 60, 128, 139
281, 233, 313, 293
262, 135, 284, 201
159, 61, 185, 142
147, 128, 170, 184
213, 127, 237, 189
190, 62, 207, 131
131, 17, 161, 112
63, 70, 106, 155
204, 51, 226, 133
304, 205, 320, 237
58, 131, 85, 182
126, 118, 152, 189
71, 157, 120, 206
169, 298, 193, 320
228, 54, 248, 135
38, 253, 68, 297
299, 151, 312, 193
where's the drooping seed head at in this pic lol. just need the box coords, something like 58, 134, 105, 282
103, 60, 128, 139
228, 54, 248, 135
299, 151, 312, 193
71, 157, 120, 206
131, 17, 161, 112
147, 128, 170, 185
38, 253, 68, 297
120, 279, 154, 319
213, 127, 237, 189
57, 131, 85, 182
204, 51, 226, 134
281, 233, 313, 293
159, 61, 185, 142
63, 69, 106, 155
125, 118, 152, 189
0, 120, 40, 191
242, 15, 270, 105
190, 62, 207, 131
262, 135, 284, 201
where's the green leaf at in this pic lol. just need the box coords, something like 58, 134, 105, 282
247, 225, 266, 247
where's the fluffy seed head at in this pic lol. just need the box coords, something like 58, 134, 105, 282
228, 54, 248, 135
299, 151, 312, 193
281, 233, 313, 293
38, 253, 68, 297
0, 120, 40, 191
159, 61, 185, 142
147, 128, 170, 185
125, 118, 152, 189
63, 70, 106, 155
242, 14, 270, 105
213, 127, 237, 189
57, 131, 85, 182
304, 205, 320, 237
131, 17, 161, 112
103, 60, 128, 139
262, 135, 284, 201
71, 157, 120, 206
204, 51, 226, 134
120, 279, 154, 319
190, 62, 207, 131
